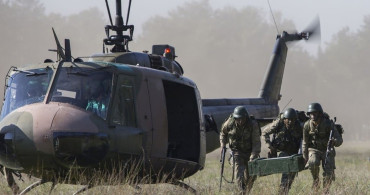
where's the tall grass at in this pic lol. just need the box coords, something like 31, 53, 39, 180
1, 141, 368, 194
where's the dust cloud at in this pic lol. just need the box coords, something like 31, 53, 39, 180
0, 1, 369, 141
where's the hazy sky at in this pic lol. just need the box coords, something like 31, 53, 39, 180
38, 0, 370, 47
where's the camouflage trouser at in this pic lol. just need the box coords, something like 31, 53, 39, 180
233, 152, 257, 194
305, 148, 336, 191
278, 151, 297, 195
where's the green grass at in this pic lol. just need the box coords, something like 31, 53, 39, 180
1, 141, 369, 194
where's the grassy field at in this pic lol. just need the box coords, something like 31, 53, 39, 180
1, 141, 369, 194
187, 141, 370, 195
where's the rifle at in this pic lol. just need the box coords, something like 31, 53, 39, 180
228, 151, 235, 184
324, 117, 336, 169
219, 146, 227, 192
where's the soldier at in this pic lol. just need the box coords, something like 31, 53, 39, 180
86, 81, 110, 119
262, 108, 303, 194
220, 106, 261, 194
302, 103, 343, 193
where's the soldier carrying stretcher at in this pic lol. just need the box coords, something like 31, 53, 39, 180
262, 108, 303, 194
220, 106, 261, 194
303, 103, 343, 193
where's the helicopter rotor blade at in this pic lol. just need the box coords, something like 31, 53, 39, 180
126, 0, 132, 25
105, 0, 113, 26
301, 15, 321, 42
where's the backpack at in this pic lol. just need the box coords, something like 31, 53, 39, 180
323, 112, 344, 135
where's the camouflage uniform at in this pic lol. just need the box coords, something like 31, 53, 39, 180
303, 116, 343, 191
262, 118, 302, 194
220, 114, 261, 193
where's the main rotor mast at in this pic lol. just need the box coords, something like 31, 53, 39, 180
103, 0, 134, 52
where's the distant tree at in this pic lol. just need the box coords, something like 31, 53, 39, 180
133, 0, 369, 140
314, 16, 370, 140
133, 0, 314, 99
0, 0, 106, 100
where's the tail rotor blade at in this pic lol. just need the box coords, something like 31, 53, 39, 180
302, 15, 321, 42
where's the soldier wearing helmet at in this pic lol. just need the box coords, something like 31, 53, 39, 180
220, 106, 261, 194
262, 108, 303, 194
302, 103, 343, 192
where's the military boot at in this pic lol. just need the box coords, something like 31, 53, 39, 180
278, 175, 289, 195
278, 186, 288, 195
323, 176, 333, 194
310, 165, 320, 191
245, 175, 256, 194
312, 177, 320, 191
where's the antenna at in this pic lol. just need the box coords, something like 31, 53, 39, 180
51, 28, 74, 62
52, 28, 65, 61
281, 98, 292, 111
267, 0, 280, 35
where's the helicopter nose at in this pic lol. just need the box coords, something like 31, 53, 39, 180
0, 103, 109, 170
0, 125, 23, 170
50, 106, 109, 168
0, 108, 42, 170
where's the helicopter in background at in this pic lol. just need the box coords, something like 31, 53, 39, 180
0, 0, 320, 194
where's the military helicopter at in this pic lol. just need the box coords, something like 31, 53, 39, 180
0, 0, 320, 194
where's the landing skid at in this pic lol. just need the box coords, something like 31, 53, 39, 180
7, 175, 195, 194
19, 180, 46, 195
170, 180, 197, 194
73, 184, 93, 195
17, 180, 92, 195
127, 181, 197, 194
19, 180, 56, 195
4, 167, 20, 195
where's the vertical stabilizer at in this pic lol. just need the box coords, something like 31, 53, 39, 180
258, 32, 302, 104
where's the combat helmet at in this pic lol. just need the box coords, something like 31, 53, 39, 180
233, 106, 249, 119
283, 108, 297, 120
307, 103, 323, 114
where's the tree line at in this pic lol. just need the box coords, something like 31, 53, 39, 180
0, 0, 368, 140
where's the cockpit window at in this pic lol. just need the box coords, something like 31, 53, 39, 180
1, 68, 53, 119
111, 75, 137, 127
50, 67, 113, 120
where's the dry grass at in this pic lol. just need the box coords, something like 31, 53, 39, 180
1, 141, 369, 194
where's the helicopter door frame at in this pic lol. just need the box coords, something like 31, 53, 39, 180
109, 74, 143, 155
162, 80, 201, 163
145, 77, 168, 158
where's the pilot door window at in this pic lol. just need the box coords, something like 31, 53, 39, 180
50, 67, 113, 120
1, 68, 53, 119
111, 75, 137, 127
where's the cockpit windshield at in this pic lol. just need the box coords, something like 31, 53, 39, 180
50, 67, 113, 120
1, 68, 53, 119
1, 66, 113, 120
